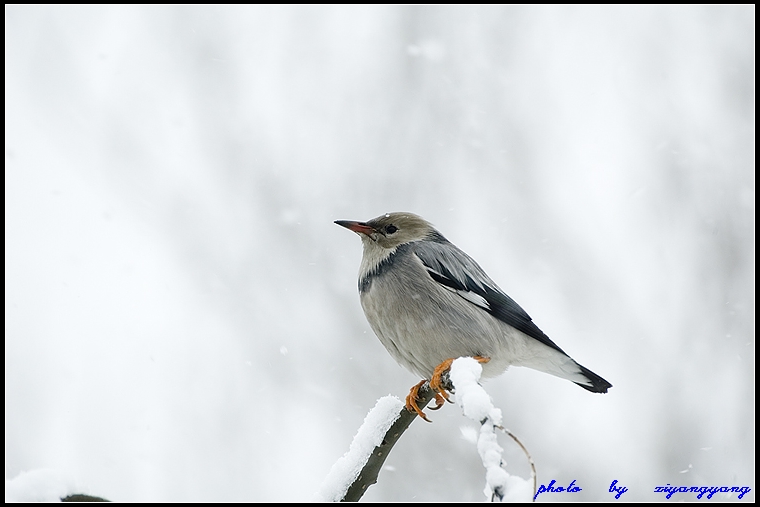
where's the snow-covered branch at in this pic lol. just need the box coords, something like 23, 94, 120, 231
449, 357, 534, 502
316, 358, 535, 502
314, 386, 438, 502
4, 468, 108, 502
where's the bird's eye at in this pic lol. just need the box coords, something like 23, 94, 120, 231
385, 225, 398, 234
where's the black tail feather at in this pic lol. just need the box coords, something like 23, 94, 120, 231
574, 364, 612, 393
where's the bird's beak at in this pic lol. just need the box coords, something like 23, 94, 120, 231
335, 220, 375, 236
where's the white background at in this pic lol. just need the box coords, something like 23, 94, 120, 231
6, 5, 754, 502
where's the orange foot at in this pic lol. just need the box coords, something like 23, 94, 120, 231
405, 380, 432, 422
405, 356, 491, 422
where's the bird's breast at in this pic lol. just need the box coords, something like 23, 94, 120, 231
358, 258, 515, 379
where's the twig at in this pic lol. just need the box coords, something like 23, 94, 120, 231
495, 425, 537, 501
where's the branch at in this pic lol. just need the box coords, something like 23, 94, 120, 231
320, 362, 534, 502
341, 384, 438, 502
61, 494, 110, 502
314, 382, 443, 502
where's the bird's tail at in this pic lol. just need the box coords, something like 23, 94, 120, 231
574, 364, 612, 394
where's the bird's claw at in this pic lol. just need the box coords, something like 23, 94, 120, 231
405, 380, 432, 422
406, 356, 491, 421
429, 358, 455, 398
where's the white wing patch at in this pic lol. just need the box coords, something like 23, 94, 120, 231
427, 267, 491, 311
454, 288, 491, 311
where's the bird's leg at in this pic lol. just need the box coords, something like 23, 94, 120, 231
429, 356, 491, 401
428, 358, 455, 402
406, 356, 491, 422
405, 380, 432, 422
404, 382, 448, 422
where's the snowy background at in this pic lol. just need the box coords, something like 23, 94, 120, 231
5, 5, 754, 502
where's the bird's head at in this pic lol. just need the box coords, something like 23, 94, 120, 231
335, 212, 441, 280
335, 212, 437, 250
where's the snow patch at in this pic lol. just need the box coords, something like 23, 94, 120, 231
313, 395, 404, 502
5, 468, 80, 502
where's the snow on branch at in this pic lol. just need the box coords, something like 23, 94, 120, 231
316, 358, 535, 502
4, 468, 93, 502
449, 357, 535, 502
314, 384, 438, 502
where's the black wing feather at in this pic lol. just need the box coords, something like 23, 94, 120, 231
414, 240, 568, 355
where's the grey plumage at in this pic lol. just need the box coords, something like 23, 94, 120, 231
335, 212, 611, 394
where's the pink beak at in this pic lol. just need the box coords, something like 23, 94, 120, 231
334, 220, 375, 236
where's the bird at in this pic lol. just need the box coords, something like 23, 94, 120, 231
335, 212, 611, 421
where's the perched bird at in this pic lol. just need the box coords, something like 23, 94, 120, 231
335, 212, 611, 421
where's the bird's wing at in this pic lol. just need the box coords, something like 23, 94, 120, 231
413, 240, 567, 355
